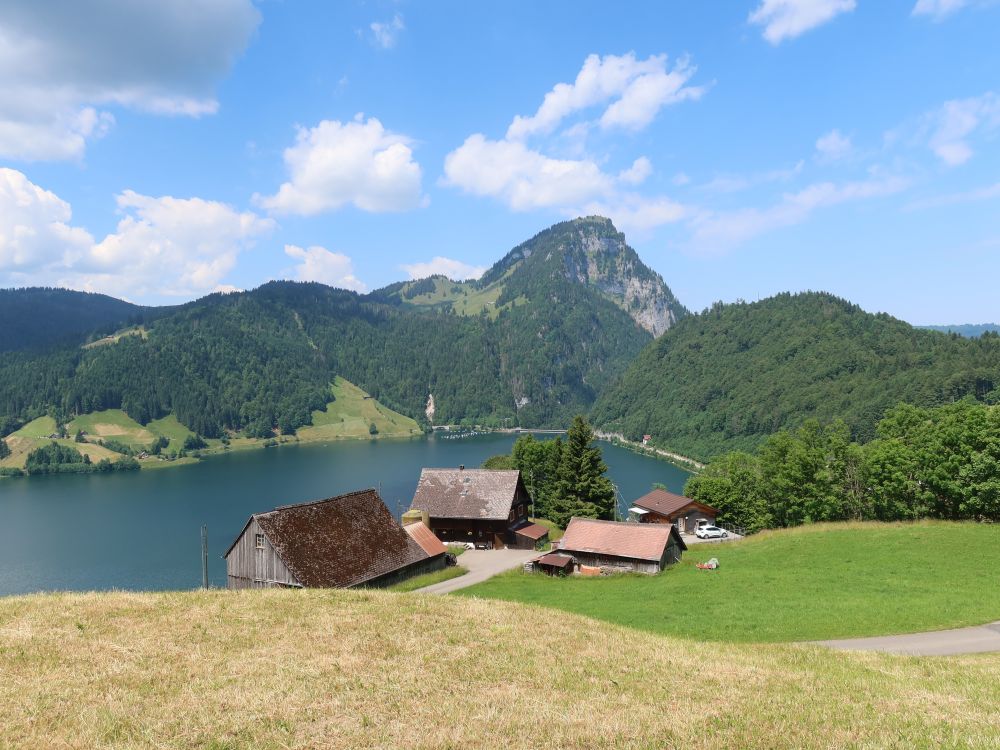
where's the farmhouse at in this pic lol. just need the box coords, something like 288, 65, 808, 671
409, 466, 548, 549
628, 488, 719, 534
224, 488, 446, 589
557, 517, 686, 574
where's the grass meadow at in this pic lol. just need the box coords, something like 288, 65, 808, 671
1, 587, 999, 749
460, 521, 1000, 642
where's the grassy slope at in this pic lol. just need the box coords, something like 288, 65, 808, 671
69, 409, 156, 447
1, 589, 998, 749
461, 522, 1000, 642
297, 376, 421, 441
386, 565, 467, 592
2, 416, 121, 469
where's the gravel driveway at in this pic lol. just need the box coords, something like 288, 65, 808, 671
813, 621, 1000, 656
416, 548, 539, 594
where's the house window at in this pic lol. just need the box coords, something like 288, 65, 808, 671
255, 533, 265, 549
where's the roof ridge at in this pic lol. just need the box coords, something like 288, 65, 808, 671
272, 487, 378, 512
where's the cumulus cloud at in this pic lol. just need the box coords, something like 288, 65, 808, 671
506, 53, 703, 139
256, 116, 424, 216
922, 93, 1000, 166
815, 129, 852, 161
618, 157, 653, 185
690, 174, 909, 251
0, 169, 273, 299
400, 257, 487, 281
369, 13, 404, 49
0, 0, 259, 161
442, 134, 614, 210
284, 244, 366, 292
749, 0, 856, 44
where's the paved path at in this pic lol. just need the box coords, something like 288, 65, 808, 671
416, 548, 538, 595
814, 621, 1000, 656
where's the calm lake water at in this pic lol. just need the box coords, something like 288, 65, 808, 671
0, 434, 690, 595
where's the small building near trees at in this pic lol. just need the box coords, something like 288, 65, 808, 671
628, 488, 719, 534
557, 517, 686, 575
224, 488, 446, 589
408, 466, 547, 549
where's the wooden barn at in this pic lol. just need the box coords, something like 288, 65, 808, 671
557, 517, 686, 575
224, 488, 446, 589
409, 466, 548, 549
627, 488, 719, 534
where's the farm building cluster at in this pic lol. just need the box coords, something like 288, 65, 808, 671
224, 466, 719, 589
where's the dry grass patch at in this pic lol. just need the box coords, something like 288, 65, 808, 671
1, 589, 999, 749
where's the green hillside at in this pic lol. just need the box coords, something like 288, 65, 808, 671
297, 377, 422, 440
0, 218, 670, 438
462, 521, 1000, 642
592, 292, 1000, 460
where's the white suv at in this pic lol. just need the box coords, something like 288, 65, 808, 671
696, 525, 728, 539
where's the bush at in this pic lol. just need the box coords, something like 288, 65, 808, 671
183, 434, 208, 451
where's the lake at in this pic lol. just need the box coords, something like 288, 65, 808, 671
0, 434, 690, 595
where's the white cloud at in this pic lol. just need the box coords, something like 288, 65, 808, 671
749, 0, 856, 44
906, 181, 1000, 210
0, 0, 259, 161
690, 174, 908, 250
815, 129, 852, 161
400, 257, 487, 281
923, 93, 1000, 166
284, 245, 366, 292
912, 0, 983, 20
618, 157, 653, 185
370, 13, 404, 49
443, 134, 614, 210
0, 168, 273, 299
256, 116, 425, 216
0, 167, 93, 271
506, 53, 704, 139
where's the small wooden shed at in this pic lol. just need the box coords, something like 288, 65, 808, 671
558, 517, 687, 575
224, 488, 446, 589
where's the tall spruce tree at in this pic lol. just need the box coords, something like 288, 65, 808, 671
0, 437, 9, 460
549, 415, 616, 527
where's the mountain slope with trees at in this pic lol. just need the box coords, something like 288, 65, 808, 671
592, 292, 1000, 461
0, 218, 668, 437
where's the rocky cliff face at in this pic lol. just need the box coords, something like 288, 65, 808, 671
495, 216, 686, 336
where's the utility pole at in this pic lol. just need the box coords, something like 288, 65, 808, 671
201, 524, 209, 589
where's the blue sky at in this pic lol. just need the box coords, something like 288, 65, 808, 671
0, 0, 998, 324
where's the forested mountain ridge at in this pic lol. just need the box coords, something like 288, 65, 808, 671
592, 292, 1000, 461
370, 216, 687, 336
0, 218, 665, 436
0, 288, 173, 353
919, 323, 1000, 338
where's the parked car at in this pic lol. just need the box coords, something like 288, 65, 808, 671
696, 525, 728, 539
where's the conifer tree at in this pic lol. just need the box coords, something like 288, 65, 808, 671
549, 415, 616, 526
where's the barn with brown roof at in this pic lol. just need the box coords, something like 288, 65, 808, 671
628, 488, 718, 534
558, 517, 686, 574
408, 466, 547, 549
224, 488, 446, 589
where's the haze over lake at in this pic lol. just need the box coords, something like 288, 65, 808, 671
0, 435, 688, 595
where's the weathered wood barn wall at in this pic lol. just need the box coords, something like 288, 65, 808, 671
226, 517, 299, 589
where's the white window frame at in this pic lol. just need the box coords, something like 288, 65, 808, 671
255, 533, 265, 549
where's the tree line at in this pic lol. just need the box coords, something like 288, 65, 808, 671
684, 399, 1000, 533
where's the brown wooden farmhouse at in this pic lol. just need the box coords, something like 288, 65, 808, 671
556, 517, 686, 574
627, 488, 719, 533
408, 467, 548, 549
224, 488, 446, 589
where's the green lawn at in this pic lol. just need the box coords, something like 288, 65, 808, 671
68, 409, 155, 448
145, 414, 195, 446
459, 521, 1000, 642
387, 565, 467, 592
11, 416, 57, 439
297, 376, 422, 441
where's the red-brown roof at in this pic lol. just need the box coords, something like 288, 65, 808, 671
631, 488, 717, 518
227, 489, 439, 588
560, 518, 686, 562
536, 553, 574, 569
513, 522, 550, 541
404, 521, 448, 557
410, 468, 525, 520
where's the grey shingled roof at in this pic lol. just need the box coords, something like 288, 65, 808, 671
409, 468, 522, 520
245, 489, 438, 588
